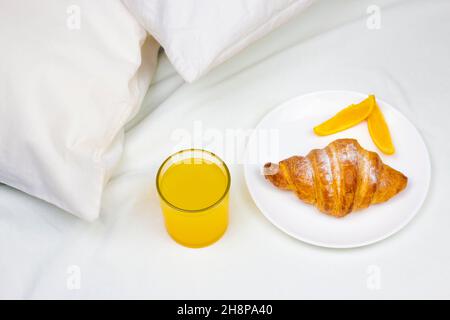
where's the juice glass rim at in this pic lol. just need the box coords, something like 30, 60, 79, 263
155, 149, 231, 214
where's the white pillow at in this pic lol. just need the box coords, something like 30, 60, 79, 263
123, 0, 314, 82
0, 0, 159, 220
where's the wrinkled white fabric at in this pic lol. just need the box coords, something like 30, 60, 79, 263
122, 0, 314, 82
1, 0, 450, 299
0, 0, 159, 220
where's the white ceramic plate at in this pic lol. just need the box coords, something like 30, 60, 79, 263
244, 90, 430, 248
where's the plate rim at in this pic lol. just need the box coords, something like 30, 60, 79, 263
244, 90, 431, 249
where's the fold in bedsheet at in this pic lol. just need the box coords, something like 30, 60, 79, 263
1, 0, 450, 299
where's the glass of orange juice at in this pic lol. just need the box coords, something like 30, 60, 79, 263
156, 149, 230, 248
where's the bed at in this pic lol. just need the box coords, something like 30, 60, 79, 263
1, 0, 450, 299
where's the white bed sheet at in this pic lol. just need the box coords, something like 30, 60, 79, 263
1, 0, 450, 299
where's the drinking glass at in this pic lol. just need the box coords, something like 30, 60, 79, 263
156, 149, 230, 248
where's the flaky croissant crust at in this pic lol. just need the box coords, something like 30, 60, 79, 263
264, 139, 407, 217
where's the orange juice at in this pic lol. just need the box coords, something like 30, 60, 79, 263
156, 151, 230, 248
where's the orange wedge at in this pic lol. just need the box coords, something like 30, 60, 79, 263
314, 95, 375, 136
368, 101, 395, 155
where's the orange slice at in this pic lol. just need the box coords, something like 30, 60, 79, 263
368, 101, 395, 155
313, 95, 375, 136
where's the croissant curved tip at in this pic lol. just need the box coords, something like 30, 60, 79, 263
263, 162, 279, 176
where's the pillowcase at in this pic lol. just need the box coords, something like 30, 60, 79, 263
0, 0, 159, 221
122, 0, 314, 82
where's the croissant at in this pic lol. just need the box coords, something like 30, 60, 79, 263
263, 139, 407, 217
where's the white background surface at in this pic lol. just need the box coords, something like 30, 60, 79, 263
1, 0, 450, 299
